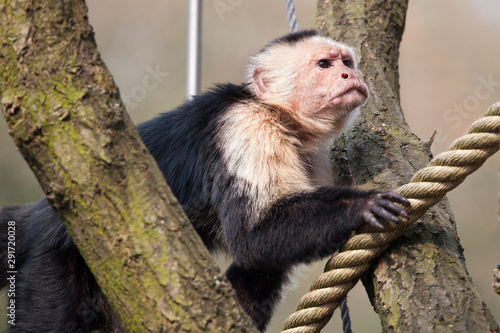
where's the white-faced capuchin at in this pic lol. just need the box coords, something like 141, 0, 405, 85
0, 30, 409, 332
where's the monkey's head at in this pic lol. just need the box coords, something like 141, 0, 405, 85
247, 30, 368, 132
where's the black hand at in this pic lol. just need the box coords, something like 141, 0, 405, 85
363, 192, 410, 230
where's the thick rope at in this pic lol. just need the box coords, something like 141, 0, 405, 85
282, 102, 500, 333
284, 0, 299, 33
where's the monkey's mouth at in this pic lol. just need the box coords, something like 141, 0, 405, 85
337, 84, 369, 100
331, 85, 369, 104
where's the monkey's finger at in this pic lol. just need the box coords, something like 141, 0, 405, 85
380, 192, 410, 207
362, 211, 384, 230
370, 205, 403, 223
376, 199, 409, 219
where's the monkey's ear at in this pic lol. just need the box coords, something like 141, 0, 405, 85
252, 67, 271, 100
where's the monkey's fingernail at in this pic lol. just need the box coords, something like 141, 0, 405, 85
400, 197, 411, 206
367, 217, 384, 230
399, 211, 409, 219
390, 193, 410, 205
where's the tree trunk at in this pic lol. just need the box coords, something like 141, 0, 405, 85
315, 0, 499, 331
0, 0, 256, 332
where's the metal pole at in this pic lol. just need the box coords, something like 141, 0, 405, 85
186, 0, 202, 99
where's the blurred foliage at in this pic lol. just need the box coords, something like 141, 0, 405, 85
1, 1, 499, 332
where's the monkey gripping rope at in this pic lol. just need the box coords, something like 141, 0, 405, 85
284, 0, 299, 33
282, 102, 500, 333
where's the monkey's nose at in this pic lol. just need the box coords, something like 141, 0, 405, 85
341, 73, 349, 79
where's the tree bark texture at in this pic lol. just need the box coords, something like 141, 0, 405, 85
315, 0, 499, 332
0, 1, 257, 332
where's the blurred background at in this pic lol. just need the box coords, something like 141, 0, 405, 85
1, 0, 499, 331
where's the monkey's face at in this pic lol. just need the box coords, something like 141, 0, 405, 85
251, 36, 368, 126
290, 39, 369, 118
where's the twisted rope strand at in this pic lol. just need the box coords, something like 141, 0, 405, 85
285, 0, 299, 33
340, 298, 353, 333
282, 102, 500, 333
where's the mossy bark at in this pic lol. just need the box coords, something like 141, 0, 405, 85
0, 1, 257, 332
315, 0, 499, 332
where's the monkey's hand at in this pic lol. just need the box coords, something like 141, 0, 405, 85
361, 192, 410, 230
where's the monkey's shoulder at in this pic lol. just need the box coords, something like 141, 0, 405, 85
188, 83, 255, 118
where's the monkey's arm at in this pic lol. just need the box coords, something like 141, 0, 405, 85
221, 187, 408, 269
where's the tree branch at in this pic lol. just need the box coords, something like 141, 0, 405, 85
316, 0, 499, 331
0, 0, 256, 331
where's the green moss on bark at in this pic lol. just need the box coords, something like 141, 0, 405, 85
1, 1, 257, 332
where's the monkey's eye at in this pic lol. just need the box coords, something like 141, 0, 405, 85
343, 59, 353, 68
317, 60, 331, 69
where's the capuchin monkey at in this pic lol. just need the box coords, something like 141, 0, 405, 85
0, 30, 409, 332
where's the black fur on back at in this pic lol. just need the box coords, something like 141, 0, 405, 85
137, 83, 255, 251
